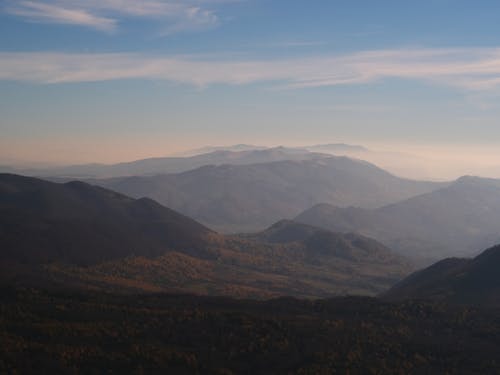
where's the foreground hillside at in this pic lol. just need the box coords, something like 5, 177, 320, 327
0, 173, 215, 265
94, 156, 442, 232
384, 244, 500, 306
47, 227, 408, 298
296, 176, 500, 261
0, 174, 410, 298
2, 288, 500, 374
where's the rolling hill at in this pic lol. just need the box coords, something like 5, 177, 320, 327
93, 156, 442, 232
383, 244, 500, 306
240, 219, 401, 263
296, 176, 500, 262
0, 174, 411, 297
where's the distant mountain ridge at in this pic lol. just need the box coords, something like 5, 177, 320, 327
0, 143, 379, 179
176, 143, 369, 157
174, 144, 267, 156
93, 156, 443, 232
296, 175, 500, 261
1, 147, 328, 179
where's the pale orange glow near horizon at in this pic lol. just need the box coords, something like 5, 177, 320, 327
1, 135, 500, 181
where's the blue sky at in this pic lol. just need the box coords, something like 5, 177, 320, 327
2, 0, 500, 166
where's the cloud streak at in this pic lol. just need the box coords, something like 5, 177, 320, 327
2, 48, 500, 91
4, 0, 222, 33
6, 1, 117, 31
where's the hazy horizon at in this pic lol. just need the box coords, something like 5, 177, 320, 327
2, 139, 500, 181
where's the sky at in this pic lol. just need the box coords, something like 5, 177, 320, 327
1, 0, 500, 177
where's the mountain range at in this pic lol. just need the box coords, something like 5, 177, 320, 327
296, 176, 500, 262
92, 156, 442, 233
0, 147, 326, 179
0, 143, 438, 181
174, 144, 267, 156
0, 173, 411, 298
179, 143, 369, 157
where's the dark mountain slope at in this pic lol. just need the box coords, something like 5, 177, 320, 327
0, 174, 411, 297
95, 156, 442, 232
383, 244, 500, 306
0, 173, 214, 265
296, 176, 500, 261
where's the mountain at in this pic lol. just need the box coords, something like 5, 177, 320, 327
240, 219, 402, 263
174, 144, 266, 156
383, 244, 500, 306
179, 143, 369, 157
0, 174, 411, 297
2, 147, 326, 178
0, 173, 214, 266
93, 156, 442, 233
302, 144, 453, 181
296, 176, 500, 262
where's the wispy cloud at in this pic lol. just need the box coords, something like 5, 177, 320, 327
3, 0, 224, 33
6, 1, 116, 31
161, 6, 218, 35
2, 47, 500, 91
